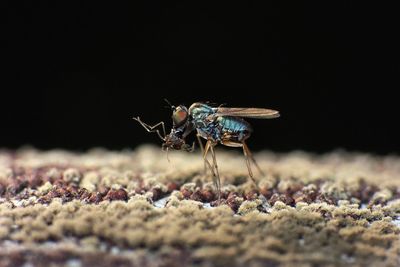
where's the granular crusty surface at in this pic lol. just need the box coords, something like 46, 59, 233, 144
0, 145, 399, 267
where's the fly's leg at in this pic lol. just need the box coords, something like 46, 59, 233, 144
196, 134, 207, 174
197, 134, 205, 156
203, 140, 216, 182
133, 117, 166, 141
242, 142, 257, 187
222, 138, 269, 209
242, 141, 270, 211
204, 140, 221, 200
209, 143, 221, 201
242, 142, 265, 176
220, 139, 260, 189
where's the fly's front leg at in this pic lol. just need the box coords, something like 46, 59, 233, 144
197, 134, 207, 174
209, 142, 221, 201
203, 140, 215, 178
133, 117, 166, 141
204, 140, 221, 200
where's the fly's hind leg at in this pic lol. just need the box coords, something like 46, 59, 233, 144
221, 139, 260, 189
242, 143, 259, 189
242, 141, 271, 211
242, 142, 265, 176
223, 138, 269, 209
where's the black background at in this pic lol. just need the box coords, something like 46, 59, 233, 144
2, 2, 399, 154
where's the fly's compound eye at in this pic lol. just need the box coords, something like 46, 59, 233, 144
172, 105, 188, 127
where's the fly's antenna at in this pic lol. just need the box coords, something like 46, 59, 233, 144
164, 99, 175, 110
218, 103, 227, 107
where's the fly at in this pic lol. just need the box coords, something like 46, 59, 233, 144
133, 100, 280, 200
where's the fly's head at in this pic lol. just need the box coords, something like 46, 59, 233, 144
171, 105, 189, 128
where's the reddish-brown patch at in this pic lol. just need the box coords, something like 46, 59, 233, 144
78, 188, 91, 200
27, 173, 43, 188
151, 187, 164, 201
259, 186, 273, 199
189, 189, 203, 202
98, 185, 110, 197
292, 186, 318, 204
278, 181, 304, 195
352, 179, 379, 204
315, 194, 336, 205
167, 182, 179, 192
244, 190, 258, 201
104, 189, 128, 201
88, 192, 103, 204
293, 191, 312, 204
200, 189, 215, 202
181, 188, 193, 199
6, 178, 28, 196
0, 182, 6, 196
226, 192, 242, 212
269, 193, 295, 206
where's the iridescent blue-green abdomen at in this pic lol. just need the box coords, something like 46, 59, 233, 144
216, 116, 252, 142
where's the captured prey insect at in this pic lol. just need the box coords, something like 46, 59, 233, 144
133, 104, 195, 155
133, 101, 280, 199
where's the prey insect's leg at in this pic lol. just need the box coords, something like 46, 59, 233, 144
204, 140, 221, 200
133, 117, 166, 140
209, 143, 221, 201
242, 142, 265, 176
197, 134, 207, 174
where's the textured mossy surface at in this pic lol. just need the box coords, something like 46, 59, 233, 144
0, 146, 400, 267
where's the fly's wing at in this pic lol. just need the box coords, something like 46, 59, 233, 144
214, 107, 280, 119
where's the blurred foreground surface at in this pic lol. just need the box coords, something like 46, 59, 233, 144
1, 145, 400, 267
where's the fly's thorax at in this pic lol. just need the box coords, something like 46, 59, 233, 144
188, 102, 216, 130
188, 103, 214, 120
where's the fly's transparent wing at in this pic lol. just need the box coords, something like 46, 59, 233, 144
214, 107, 280, 119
